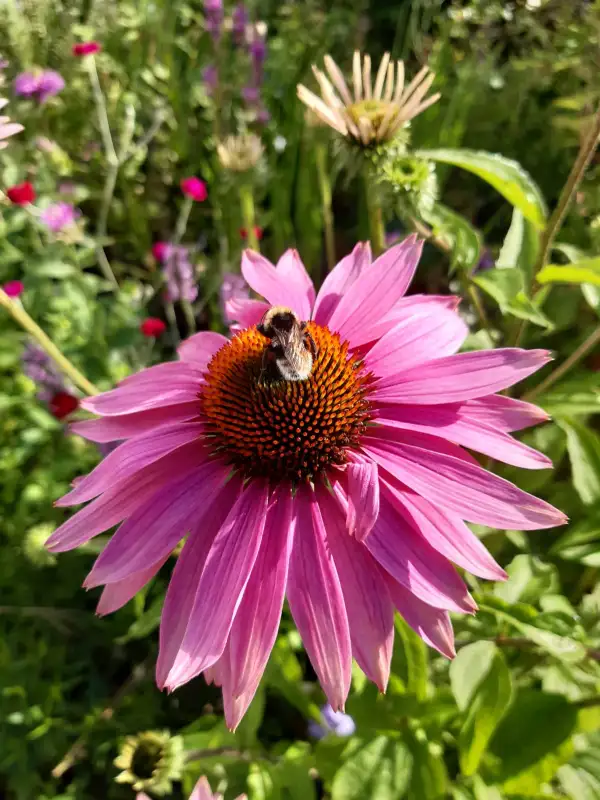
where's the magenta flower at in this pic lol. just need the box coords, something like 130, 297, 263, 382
48, 237, 565, 730
180, 177, 208, 202
14, 70, 64, 103
40, 202, 79, 233
3, 280, 24, 298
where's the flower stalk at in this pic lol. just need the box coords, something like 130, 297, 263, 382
239, 183, 260, 251
314, 141, 336, 270
364, 171, 385, 256
0, 288, 99, 396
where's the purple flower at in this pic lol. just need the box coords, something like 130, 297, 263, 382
220, 272, 249, 322
202, 64, 218, 96
40, 202, 79, 233
475, 248, 495, 273
14, 70, 64, 103
255, 106, 270, 125
232, 3, 249, 45
242, 86, 260, 105
308, 704, 356, 739
248, 26, 267, 84
162, 245, 198, 303
204, 0, 223, 41
21, 343, 66, 403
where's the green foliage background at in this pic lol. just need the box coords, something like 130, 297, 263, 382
1, 1, 600, 798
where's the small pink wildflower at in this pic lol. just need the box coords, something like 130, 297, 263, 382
180, 177, 208, 202
40, 202, 79, 233
3, 280, 24, 298
73, 42, 101, 57
49, 237, 565, 731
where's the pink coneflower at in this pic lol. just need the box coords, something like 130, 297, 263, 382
40, 202, 79, 232
0, 98, 23, 149
48, 237, 565, 730
180, 177, 208, 202
73, 42, 101, 57
3, 280, 24, 297
137, 775, 246, 800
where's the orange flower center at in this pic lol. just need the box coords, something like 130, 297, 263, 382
200, 323, 373, 482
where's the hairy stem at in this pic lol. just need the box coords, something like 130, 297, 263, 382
240, 183, 260, 251
315, 141, 336, 270
0, 289, 99, 396
364, 171, 385, 256
522, 324, 600, 402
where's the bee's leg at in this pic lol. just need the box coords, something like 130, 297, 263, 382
303, 329, 318, 359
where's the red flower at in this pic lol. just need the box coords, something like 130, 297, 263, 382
49, 391, 79, 420
240, 226, 264, 241
3, 280, 24, 298
140, 317, 167, 337
72, 42, 101, 57
152, 241, 169, 262
180, 177, 208, 202
6, 182, 35, 205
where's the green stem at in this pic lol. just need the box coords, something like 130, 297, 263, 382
0, 289, 99, 396
364, 171, 385, 256
314, 141, 336, 270
173, 195, 193, 246
86, 56, 117, 163
164, 300, 180, 346
181, 299, 196, 334
522, 324, 600, 402
240, 183, 259, 251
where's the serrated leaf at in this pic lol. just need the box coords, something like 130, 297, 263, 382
538, 259, 600, 286
417, 148, 547, 229
559, 419, 600, 505
331, 736, 412, 800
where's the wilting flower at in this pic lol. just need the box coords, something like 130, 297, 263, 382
6, 181, 35, 205
162, 245, 198, 303
137, 775, 247, 800
3, 280, 24, 298
0, 97, 23, 149
140, 318, 167, 338
21, 343, 78, 418
14, 69, 64, 103
308, 704, 356, 739
48, 237, 565, 730
181, 177, 208, 202
40, 202, 79, 233
217, 133, 263, 172
114, 730, 184, 796
297, 52, 440, 146
72, 41, 101, 57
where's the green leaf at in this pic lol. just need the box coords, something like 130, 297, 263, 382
394, 615, 428, 702
274, 744, 317, 800
116, 595, 162, 643
405, 730, 447, 800
477, 596, 587, 663
247, 762, 279, 800
30, 260, 78, 279
417, 148, 547, 228
538, 259, 600, 286
496, 208, 539, 283
331, 736, 412, 800
456, 646, 512, 776
494, 554, 559, 605
489, 691, 577, 782
536, 373, 600, 416
235, 685, 265, 749
473, 268, 553, 328
550, 518, 600, 566
450, 641, 497, 712
421, 203, 482, 274
559, 419, 600, 505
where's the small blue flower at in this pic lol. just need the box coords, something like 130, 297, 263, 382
308, 704, 356, 739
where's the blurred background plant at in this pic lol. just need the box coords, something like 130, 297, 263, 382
1, 0, 600, 798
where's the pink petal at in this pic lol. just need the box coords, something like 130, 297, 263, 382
118, 361, 204, 388
385, 577, 456, 658
364, 487, 476, 613
459, 395, 550, 432
327, 236, 423, 347
275, 250, 316, 315
84, 459, 230, 587
226, 298, 269, 328
47, 441, 207, 552
228, 485, 294, 697
366, 294, 461, 344
177, 331, 228, 367
96, 556, 169, 616
189, 777, 217, 800
346, 459, 380, 541
374, 405, 552, 470
156, 480, 242, 688
382, 476, 506, 581
286, 486, 352, 711
363, 435, 567, 530
70, 402, 200, 443
366, 307, 468, 380
374, 348, 552, 404
58, 422, 204, 506
165, 483, 270, 689
313, 242, 372, 326
320, 488, 394, 690
218, 642, 262, 731
241, 249, 315, 320
81, 381, 199, 417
